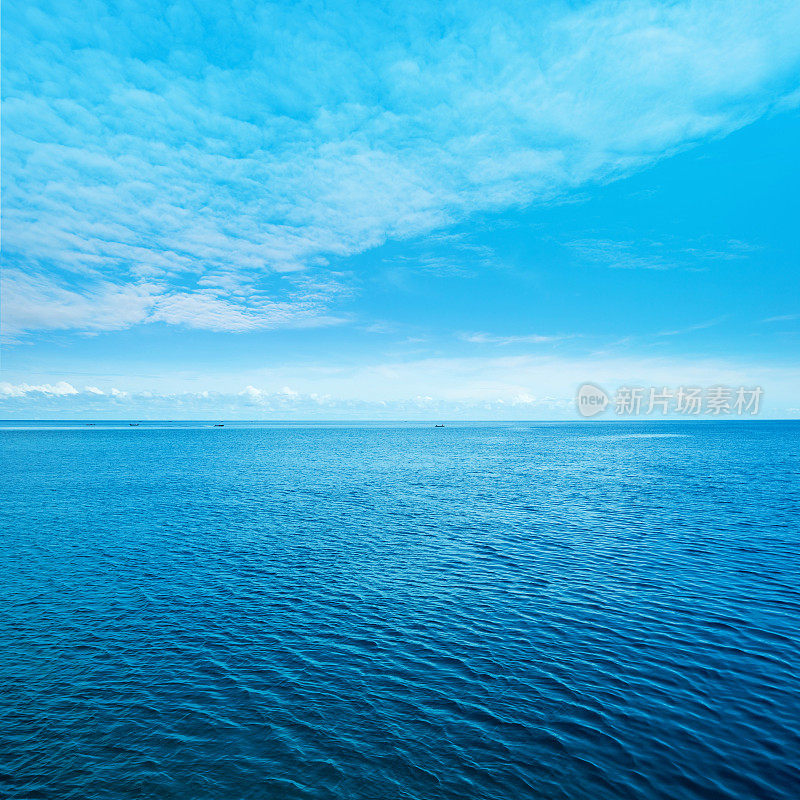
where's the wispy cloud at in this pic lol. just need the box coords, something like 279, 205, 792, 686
3, 352, 798, 418
1, 268, 351, 338
3, 0, 800, 335
567, 239, 674, 270
567, 238, 757, 271
762, 313, 800, 323
658, 317, 728, 337
380, 234, 497, 278
461, 332, 565, 345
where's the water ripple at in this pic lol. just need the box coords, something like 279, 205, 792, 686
2, 422, 799, 799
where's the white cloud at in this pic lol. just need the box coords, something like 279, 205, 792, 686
3, 0, 800, 335
0, 381, 79, 397
0, 268, 350, 337
763, 314, 800, 323
658, 317, 727, 337
567, 237, 759, 270
0, 270, 155, 338
2, 351, 798, 418
462, 332, 565, 345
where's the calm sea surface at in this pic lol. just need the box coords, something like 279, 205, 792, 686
2, 421, 799, 799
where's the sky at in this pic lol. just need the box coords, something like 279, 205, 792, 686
1, 0, 799, 419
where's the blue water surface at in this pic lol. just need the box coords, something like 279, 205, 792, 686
1, 421, 799, 799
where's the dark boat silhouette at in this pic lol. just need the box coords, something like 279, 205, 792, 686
435, 424, 445, 427
214, 423, 224, 427
129, 423, 140, 426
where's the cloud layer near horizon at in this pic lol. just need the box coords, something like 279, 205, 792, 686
4, 0, 800, 337
3, 350, 799, 418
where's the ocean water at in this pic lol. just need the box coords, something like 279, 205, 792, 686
1, 421, 799, 800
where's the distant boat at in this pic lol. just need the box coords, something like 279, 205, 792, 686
214, 423, 224, 427
129, 423, 140, 427
434, 424, 445, 427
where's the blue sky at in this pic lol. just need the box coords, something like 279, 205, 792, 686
2, 0, 799, 418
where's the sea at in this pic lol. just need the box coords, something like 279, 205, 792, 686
1, 420, 798, 800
